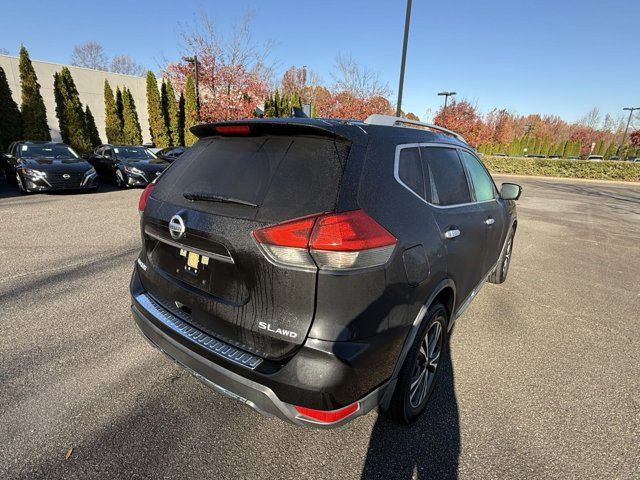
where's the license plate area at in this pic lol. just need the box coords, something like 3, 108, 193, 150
145, 238, 249, 305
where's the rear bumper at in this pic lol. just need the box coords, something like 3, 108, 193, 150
130, 266, 392, 427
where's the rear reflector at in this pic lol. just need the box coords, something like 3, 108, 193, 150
294, 402, 359, 424
215, 125, 251, 135
138, 182, 156, 212
252, 210, 396, 271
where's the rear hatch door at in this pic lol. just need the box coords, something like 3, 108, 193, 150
139, 124, 355, 360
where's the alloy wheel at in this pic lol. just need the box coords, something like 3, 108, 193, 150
409, 320, 443, 408
502, 235, 513, 276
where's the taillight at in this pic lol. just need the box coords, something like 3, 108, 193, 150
252, 210, 396, 271
294, 402, 360, 424
138, 183, 156, 212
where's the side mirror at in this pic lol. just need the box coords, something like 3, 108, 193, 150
500, 183, 522, 201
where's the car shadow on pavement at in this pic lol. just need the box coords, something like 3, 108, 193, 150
361, 344, 460, 480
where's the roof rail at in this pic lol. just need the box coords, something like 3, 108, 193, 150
364, 114, 466, 143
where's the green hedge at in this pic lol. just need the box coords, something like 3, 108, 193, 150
483, 156, 640, 182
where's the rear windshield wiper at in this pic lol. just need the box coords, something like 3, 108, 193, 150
183, 192, 258, 207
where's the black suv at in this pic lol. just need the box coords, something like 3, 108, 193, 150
88, 144, 170, 188
2, 141, 99, 193
130, 116, 521, 427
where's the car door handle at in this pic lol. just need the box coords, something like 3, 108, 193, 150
484, 218, 495, 225
444, 229, 461, 239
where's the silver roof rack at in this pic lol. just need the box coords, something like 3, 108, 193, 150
364, 114, 466, 143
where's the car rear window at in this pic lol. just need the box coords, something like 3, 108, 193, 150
154, 135, 351, 222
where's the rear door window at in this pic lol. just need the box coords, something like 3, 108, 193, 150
155, 135, 351, 222
421, 147, 472, 206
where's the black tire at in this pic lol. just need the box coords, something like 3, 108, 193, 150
488, 227, 515, 284
386, 303, 448, 425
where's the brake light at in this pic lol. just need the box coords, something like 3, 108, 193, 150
138, 182, 155, 212
252, 210, 396, 271
252, 216, 316, 248
310, 210, 397, 251
294, 402, 360, 424
215, 125, 251, 135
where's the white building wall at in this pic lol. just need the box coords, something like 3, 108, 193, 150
0, 54, 151, 144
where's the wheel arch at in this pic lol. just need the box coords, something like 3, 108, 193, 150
380, 278, 456, 410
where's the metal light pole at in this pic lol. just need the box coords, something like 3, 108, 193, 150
438, 91, 456, 109
182, 55, 200, 117
396, 0, 412, 117
617, 107, 639, 156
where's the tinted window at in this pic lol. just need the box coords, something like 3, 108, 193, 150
398, 147, 426, 200
20, 144, 79, 159
155, 135, 351, 222
114, 147, 156, 160
421, 147, 471, 206
459, 150, 496, 202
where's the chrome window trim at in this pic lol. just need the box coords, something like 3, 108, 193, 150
394, 142, 498, 209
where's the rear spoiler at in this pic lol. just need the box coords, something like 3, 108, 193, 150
190, 120, 368, 145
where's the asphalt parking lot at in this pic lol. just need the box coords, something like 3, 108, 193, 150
0, 176, 638, 480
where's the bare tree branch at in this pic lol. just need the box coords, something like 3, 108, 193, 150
331, 53, 390, 99
70, 41, 108, 70
110, 55, 146, 76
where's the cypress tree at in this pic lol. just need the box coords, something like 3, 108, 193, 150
177, 92, 185, 146
115, 87, 124, 128
183, 74, 198, 147
603, 142, 617, 159
0, 66, 23, 152
264, 93, 276, 117
85, 106, 102, 147
18, 45, 50, 140
56, 68, 91, 154
594, 139, 605, 156
162, 78, 180, 146
104, 80, 124, 144
146, 71, 170, 148
53, 72, 69, 144
122, 88, 142, 145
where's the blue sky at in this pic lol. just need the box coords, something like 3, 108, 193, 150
1, 0, 639, 123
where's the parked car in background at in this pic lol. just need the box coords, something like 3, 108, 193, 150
493, 152, 508, 157
1, 141, 98, 194
548, 155, 560, 159
627, 156, 639, 162
609, 156, 620, 161
586, 155, 604, 161
156, 146, 186, 162
88, 145, 170, 188
131, 115, 521, 427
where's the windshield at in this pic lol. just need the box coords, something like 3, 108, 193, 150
114, 147, 157, 160
20, 144, 79, 159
